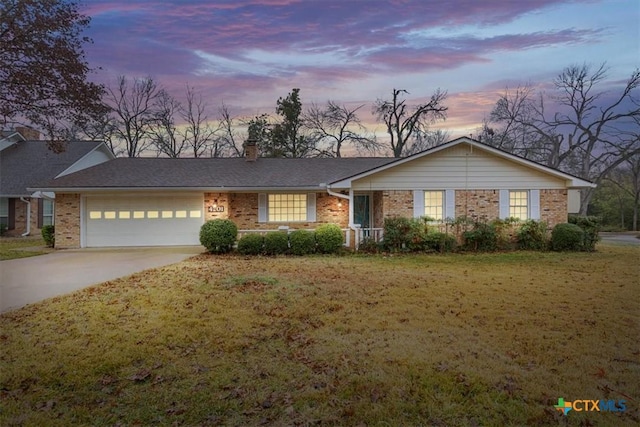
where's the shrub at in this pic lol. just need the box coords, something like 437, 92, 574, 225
462, 222, 498, 252
569, 215, 601, 251
289, 230, 316, 255
0, 223, 7, 236
41, 225, 55, 247
551, 223, 584, 251
237, 234, 264, 255
423, 231, 457, 253
264, 232, 289, 255
357, 237, 382, 254
199, 219, 237, 253
517, 219, 548, 250
315, 224, 343, 254
382, 217, 427, 252
492, 217, 519, 250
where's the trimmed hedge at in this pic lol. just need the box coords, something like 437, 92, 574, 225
199, 219, 237, 253
569, 215, 600, 251
289, 230, 316, 255
315, 224, 343, 254
237, 234, 264, 255
423, 231, 457, 253
264, 232, 289, 255
463, 222, 498, 252
551, 223, 584, 251
41, 225, 55, 248
517, 219, 548, 250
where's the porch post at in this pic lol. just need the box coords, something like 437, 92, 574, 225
348, 189, 354, 227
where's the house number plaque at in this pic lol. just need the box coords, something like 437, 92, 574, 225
208, 206, 225, 213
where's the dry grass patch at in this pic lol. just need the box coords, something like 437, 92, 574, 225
1, 245, 638, 426
0, 237, 50, 260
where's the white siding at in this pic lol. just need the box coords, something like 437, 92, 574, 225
58, 146, 114, 177
568, 189, 581, 213
352, 144, 566, 190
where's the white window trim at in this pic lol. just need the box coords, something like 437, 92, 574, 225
414, 190, 455, 221
258, 193, 316, 223
501, 189, 540, 221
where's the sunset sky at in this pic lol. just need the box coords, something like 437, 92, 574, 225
80, 0, 639, 138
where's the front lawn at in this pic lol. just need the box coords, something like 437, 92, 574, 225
1, 245, 638, 426
0, 237, 50, 260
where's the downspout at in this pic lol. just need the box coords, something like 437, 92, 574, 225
20, 197, 31, 237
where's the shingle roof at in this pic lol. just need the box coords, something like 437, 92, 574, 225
36, 157, 395, 190
0, 140, 104, 196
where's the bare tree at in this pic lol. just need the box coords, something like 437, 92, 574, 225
182, 85, 217, 157
149, 91, 186, 158
374, 88, 448, 157
489, 64, 640, 213
304, 101, 379, 157
212, 103, 244, 158
105, 75, 164, 157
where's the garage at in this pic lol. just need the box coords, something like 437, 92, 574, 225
84, 195, 203, 247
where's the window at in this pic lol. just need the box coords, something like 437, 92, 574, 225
42, 199, 54, 226
0, 198, 9, 228
424, 191, 444, 221
118, 211, 131, 219
509, 191, 528, 220
268, 194, 307, 222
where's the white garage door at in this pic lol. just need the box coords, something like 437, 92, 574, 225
85, 195, 203, 247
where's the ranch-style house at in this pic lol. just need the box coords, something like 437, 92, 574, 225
27, 136, 594, 249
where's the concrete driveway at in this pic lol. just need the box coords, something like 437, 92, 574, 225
599, 232, 640, 246
0, 246, 204, 313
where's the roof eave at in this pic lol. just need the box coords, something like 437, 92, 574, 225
27, 185, 329, 193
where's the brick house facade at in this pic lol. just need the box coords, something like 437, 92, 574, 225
35, 137, 594, 249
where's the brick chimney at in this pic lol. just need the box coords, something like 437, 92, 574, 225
15, 126, 41, 140
244, 138, 258, 162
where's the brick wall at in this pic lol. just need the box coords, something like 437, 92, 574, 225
55, 193, 81, 248
381, 190, 413, 219
228, 192, 348, 230
540, 189, 567, 228
455, 190, 499, 221
204, 192, 230, 221
4, 198, 41, 237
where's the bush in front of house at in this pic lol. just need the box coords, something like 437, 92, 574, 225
264, 232, 289, 255
517, 219, 549, 250
382, 217, 422, 252
423, 231, 457, 253
41, 225, 55, 247
550, 223, 585, 251
199, 219, 237, 253
237, 233, 264, 255
289, 230, 316, 255
569, 215, 601, 251
315, 224, 343, 254
462, 221, 498, 251
357, 237, 382, 254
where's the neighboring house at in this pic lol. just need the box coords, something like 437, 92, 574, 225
0, 128, 115, 237
31, 137, 594, 249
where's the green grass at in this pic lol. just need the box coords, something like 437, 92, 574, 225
1, 244, 638, 426
0, 237, 51, 260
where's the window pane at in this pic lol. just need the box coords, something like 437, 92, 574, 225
104, 211, 116, 219
42, 216, 53, 226
268, 194, 307, 222
119, 211, 131, 219
424, 191, 444, 221
42, 199, 54, 215
162, 210, 173, 218
509, 191, 528, 220
89, 211, 102, 219
189, 210, 201, 218
147, 211, 159, 219
0, 198, 8, 217
175, 210, 187, 218
133, 211, 145, 219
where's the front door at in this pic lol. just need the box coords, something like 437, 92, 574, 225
354, 194, 371, 236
